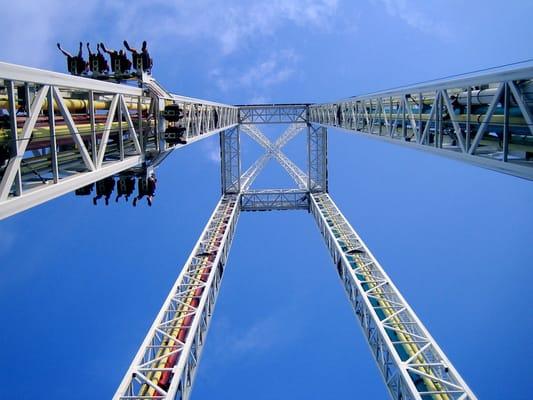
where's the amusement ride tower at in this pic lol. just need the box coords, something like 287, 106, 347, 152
1, 53, 532, 399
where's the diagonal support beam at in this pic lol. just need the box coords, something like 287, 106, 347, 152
238, 122, 307, 192
114, 194, 241, 400
468, 83, 505, 154
274, 151, 308, 189
0, 85, 49, 200
273, 123, 306, 148
310, 192, 477, 400
119, 94, 142, 155
240, 124, 310, 189
0, 62, 240, 220
97, 94, 120, 168
309, 63, 533, 180
53, 87, 96, 171
240, 152, 271, 192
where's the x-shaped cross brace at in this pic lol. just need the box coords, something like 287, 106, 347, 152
240, 123, 311, 190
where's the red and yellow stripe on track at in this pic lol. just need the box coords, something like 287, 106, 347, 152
140, 199, 235, 397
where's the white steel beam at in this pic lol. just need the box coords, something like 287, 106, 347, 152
240, 124, 309, 189
115, 127, 270, 399
0, 61, 142, 95
310, 192, 477, 400
273, 123, 306, 148
114, 194, 240, 400
0, 85, 49, 200
240, 153, 271, 192
0, 156, 143, 220
238, 104, 308, 124
307, 125, 327, 192
240, 189, 308, 211
52, 86, 96, 171
220, 127, 241, 194
0, 62, 238, 219
309, 62, 533, 180
275, 151, 308, 189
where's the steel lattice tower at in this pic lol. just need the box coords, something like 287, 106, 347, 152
2, 59, 533, 399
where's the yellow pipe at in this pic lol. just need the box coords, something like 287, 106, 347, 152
142, 205, 229, 395
326, 210, 445, 399
0, 95, 149, 113
0, 120, 150, 145
318, 198, 448, 399
341, 111, 529, 127
141, 200, 233, 396
355, 255, 447, 400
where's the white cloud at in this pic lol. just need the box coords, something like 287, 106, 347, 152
199, 0, 340, 54
201, 138, 221, 164
1, 0, 340, 66
240, 50, 299, 87
0, 1, 99, 68
209, 69, 231, 92
0, 228, 15, 255
248, 95, 271, 104
213, 50, 299, 93
231, 313, 283, 353
376, 0, 451, 39
92, 0, 340, 55
210, 308, 301, 359
202, 304, 303, 367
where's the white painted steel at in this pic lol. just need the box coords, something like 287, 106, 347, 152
0, 156, 143, 219
310, 192, 477, 400
308, 125, 327, 192
0, 63, 238, 219
220, 127, 241, 194
309, 62, 533, 180
0, 60, 490, 400
238, 104, 308, 124
240, 189, 308, 211
240, 153, 271, 192
114, 194, 241, 400
0, 61, 142, 95
240, 124, 309, 189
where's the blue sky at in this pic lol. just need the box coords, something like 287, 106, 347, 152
1, 0, 533, 398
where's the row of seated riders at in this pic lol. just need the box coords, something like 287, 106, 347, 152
57, 41, 153, 76
76, 174, 157, 206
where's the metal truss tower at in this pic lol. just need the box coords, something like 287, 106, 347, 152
2, 59, 533, 400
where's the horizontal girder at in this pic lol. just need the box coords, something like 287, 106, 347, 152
114, 194, 240, 400
309, 62, 533, 180
0, 62, 238, 219
238, 104, 308, 124
240, 189, 309, 211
